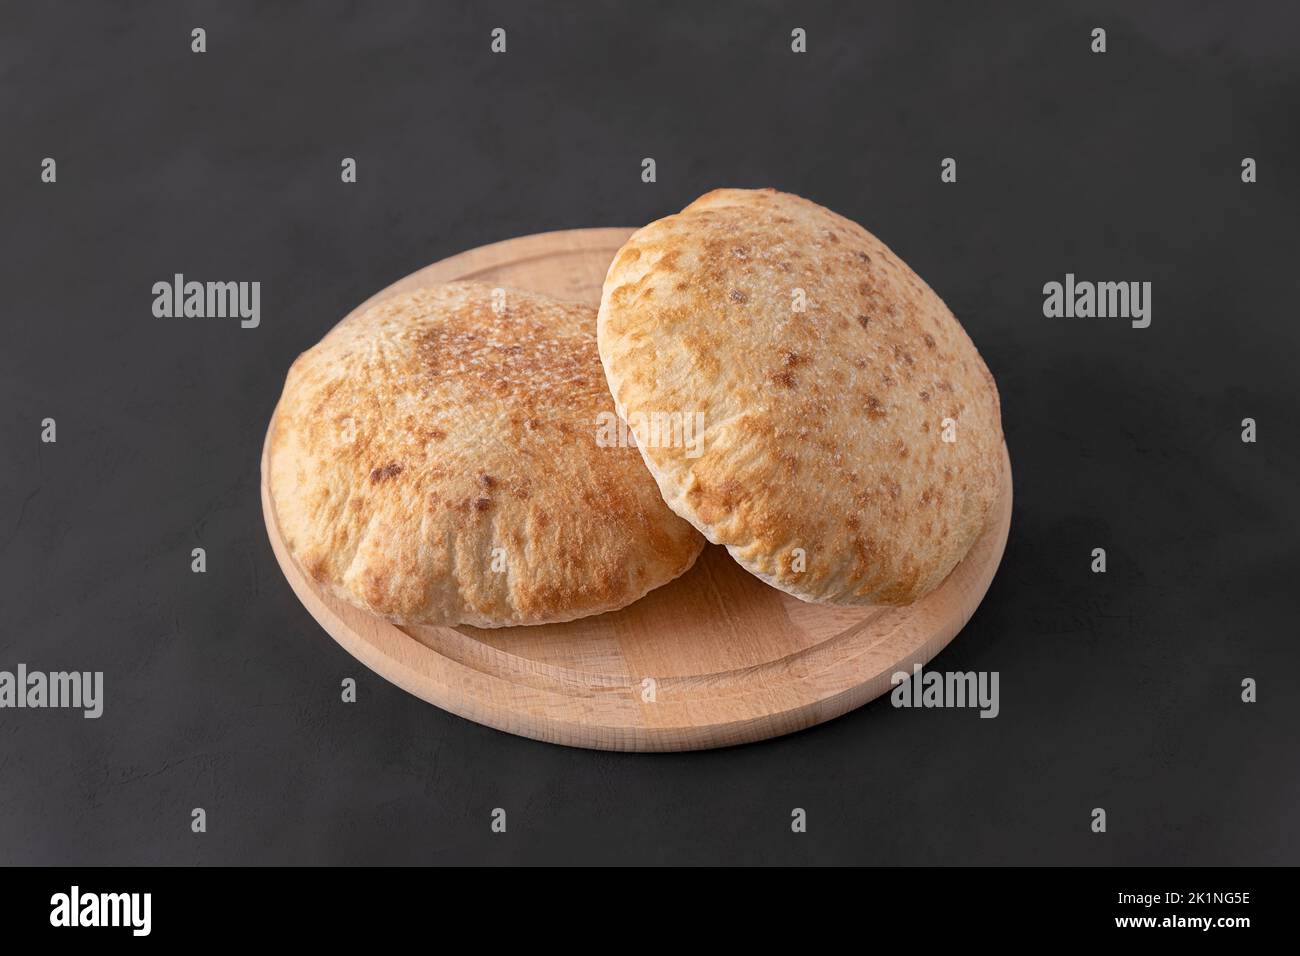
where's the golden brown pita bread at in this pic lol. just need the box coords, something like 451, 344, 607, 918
598, 188, 1003, 605
269, 282, 703, 627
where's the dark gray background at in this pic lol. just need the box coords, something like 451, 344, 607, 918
1, 0, 1296, 865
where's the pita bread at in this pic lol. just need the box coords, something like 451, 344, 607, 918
269, 282, 703, 627
597, 188, 1003, 605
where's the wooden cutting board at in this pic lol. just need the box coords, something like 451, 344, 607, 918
261, 228, 1013, 751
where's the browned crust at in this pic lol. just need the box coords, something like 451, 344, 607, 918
598, 189, 1003, 605
269, 282, 703, 626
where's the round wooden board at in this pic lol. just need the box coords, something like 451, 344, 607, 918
261, 228, 1013, 751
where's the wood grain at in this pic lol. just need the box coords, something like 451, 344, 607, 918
261, 228, 1013, 751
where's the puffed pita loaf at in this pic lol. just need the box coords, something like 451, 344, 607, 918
597, 188, 1004, 606
269, 282, 703, 627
